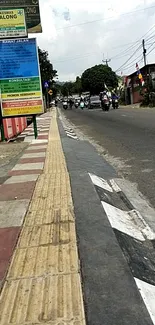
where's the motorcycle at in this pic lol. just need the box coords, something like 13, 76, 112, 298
101, 95, 110, 111
74, 101, 79, 108
84, 100, 89, 108
63, 101, 68, 110
112, 98, 119, 109
109, 98, 112, 109
80, 101, 84, 110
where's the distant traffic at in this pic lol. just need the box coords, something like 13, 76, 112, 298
52, 90, 119, 111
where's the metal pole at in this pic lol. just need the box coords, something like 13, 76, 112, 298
0, 119, 5, 141
46, 88, 49, 110
33, 115, 38, 139
142, 39, 146, 66
0, 105, 5, 141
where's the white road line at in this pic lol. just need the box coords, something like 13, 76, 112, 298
135, 278, 155, 325
65, 128, 73, 132
101, 201, 145, 241
130, 210, 155, 241
66, 133, 78, 139
89, 173, 113, 192
113, 178, 155, 234
110, 179, 121, 192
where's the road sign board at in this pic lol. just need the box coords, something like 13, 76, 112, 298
44, 81, 49, 88
0, 38, 43, 117
0, 8, 27, 39
48, 90, 53, 95
0, 0, 42, 33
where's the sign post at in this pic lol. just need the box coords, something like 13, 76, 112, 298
0, 111, 5, 141
43, 81, 50, 109
48, 89, 53, 96
32, 115, 38, 139
43, 81, 49, 89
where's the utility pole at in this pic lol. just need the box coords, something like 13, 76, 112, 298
102, 58, 111, 66
142, 39, 147, 66
142, 38, 150, 101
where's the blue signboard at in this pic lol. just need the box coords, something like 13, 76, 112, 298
0, 37, 43, 117
43, 81, 49, 88
0, 38, 39, 79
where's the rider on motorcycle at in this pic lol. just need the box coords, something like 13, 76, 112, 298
112, 92, 119, 109
69, 98, 73, 109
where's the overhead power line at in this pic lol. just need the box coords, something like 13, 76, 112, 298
56, 4, 155, 30
115, 23, 155, 73
115, 44, 142, 72
122, 57, 143, 72
119, 54, 143, 71
113, 24, 155, 63
111, 41, 139, 60
147, 44, 155, 56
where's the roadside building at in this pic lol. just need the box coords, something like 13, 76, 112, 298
125, 63, 155, 104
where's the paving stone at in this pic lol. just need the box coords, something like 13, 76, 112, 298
19, 157, 45, 164
4, 175, 39, 185
0, 200, 29, 228
0, 227, 21, 281
8, 169, 42, 176
0, 182, 36, 201
12, 162, 44, 170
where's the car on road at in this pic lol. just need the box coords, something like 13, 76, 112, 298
89, 95, 101, 109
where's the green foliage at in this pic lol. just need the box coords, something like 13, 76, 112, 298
61, 76, 82, 96
38, 48, 57, 93
81, 64, 118, 95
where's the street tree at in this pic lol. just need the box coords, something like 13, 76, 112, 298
60, 77, 82, 97
38, 48, 57, 93
81, 64, 118, 94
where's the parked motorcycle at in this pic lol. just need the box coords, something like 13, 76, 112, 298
63, 101, 68, 110
74, 101, 79, 108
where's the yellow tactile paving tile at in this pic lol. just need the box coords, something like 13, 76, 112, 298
7, 243, 79, 279
18, 222, 77, 248
0, 274, 85, 325
0, 108, 86, 325
25, 206, 74, 226
33, 172, 71, 199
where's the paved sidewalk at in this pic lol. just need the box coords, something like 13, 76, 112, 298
0, 109, 85, 324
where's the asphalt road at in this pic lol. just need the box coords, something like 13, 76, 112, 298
62, 106, 155, 209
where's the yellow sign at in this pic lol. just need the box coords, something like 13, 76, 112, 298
0, 8, 27, 38
48, 89, 53, 95
0, 0, 42, 34
2, 91, 41, 100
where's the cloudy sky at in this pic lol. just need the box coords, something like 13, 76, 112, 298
37, 0, 155, 80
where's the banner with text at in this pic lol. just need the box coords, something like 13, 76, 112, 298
0, 38, 43, 117
0, 0, 42, 33
0, 8, 27, 38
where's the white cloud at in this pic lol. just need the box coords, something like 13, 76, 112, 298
36, 0, 155, 80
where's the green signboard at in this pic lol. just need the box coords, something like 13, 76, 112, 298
0, 0, 42, 33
